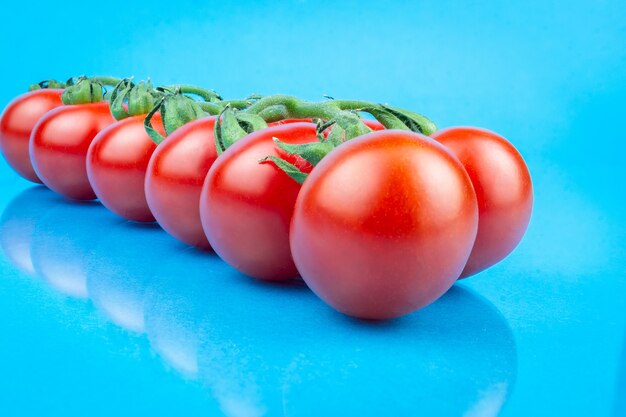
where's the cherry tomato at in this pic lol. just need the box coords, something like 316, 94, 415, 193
0, 89, 64, 183
363, 119, 384, 130
431, 126, 533, 277
87, 114, 166, 222
145, 116, 218, 249
30, 101, 115, 200
200, 122, 318, 281
290, 130, 479, 319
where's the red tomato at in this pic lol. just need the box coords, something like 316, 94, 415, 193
363, 119, 385, 131
87, 114, 166, 222
145, 116, 218, 249
30, 101, 115, 200
290, 130, 479, 319
200, 122, 318, 280
431, 127, 533, 277
0, 89, 64, 183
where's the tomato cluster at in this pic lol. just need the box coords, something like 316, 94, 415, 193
0, 76, 533, 320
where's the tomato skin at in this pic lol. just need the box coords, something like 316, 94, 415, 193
0, 89, 64, 183
30, 102, 115, 200
431, 127, 533, 278
87, 114, 166, 222
145, 116, 218, 249
363, 119, 385, 131
290, 130, 479, 319
200, 122, 319, 281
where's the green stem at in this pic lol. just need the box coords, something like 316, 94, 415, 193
247, 95, 346, 120
246, 97, 438, 184
224, 99, 253, 110
198, 99, 259, 115
247, 96, 372, 117
169, 85, 221, 102
198, 102, 222, 115
247, 95, 437, 134
90, 76, 123, 87
257, 105, 289, 122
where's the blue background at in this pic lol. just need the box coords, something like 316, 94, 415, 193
0, 0, 625, 416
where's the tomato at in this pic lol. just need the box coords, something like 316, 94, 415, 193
87, 114, 166, 222
431, 126, 533, 277
30, 101, 115, 200
290, 130, 479, 319
363, 119, 384, 131
200, 122, 318, 280
145, 116, 218, 249
0, 89, 64, 183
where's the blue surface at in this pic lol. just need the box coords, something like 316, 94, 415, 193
0, 1, 625, 416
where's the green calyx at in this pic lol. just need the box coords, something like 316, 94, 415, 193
260, 119, 360, 185
246, 95, 437, 184
226, 96, 375, 183
216, 95, 373, 156
358, 103, 438, 135
61, 76, 122, 105
260, 153, 310, 184
61, 78, 103, 105
144, 88, 208, 145
109, 78, 161, 120
28, 79, 67, 91
273, 136, 334, 166
214, 106, 268, 155
143, 87, 260, 145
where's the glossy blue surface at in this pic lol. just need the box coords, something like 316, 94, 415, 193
0, 1, 625, 416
